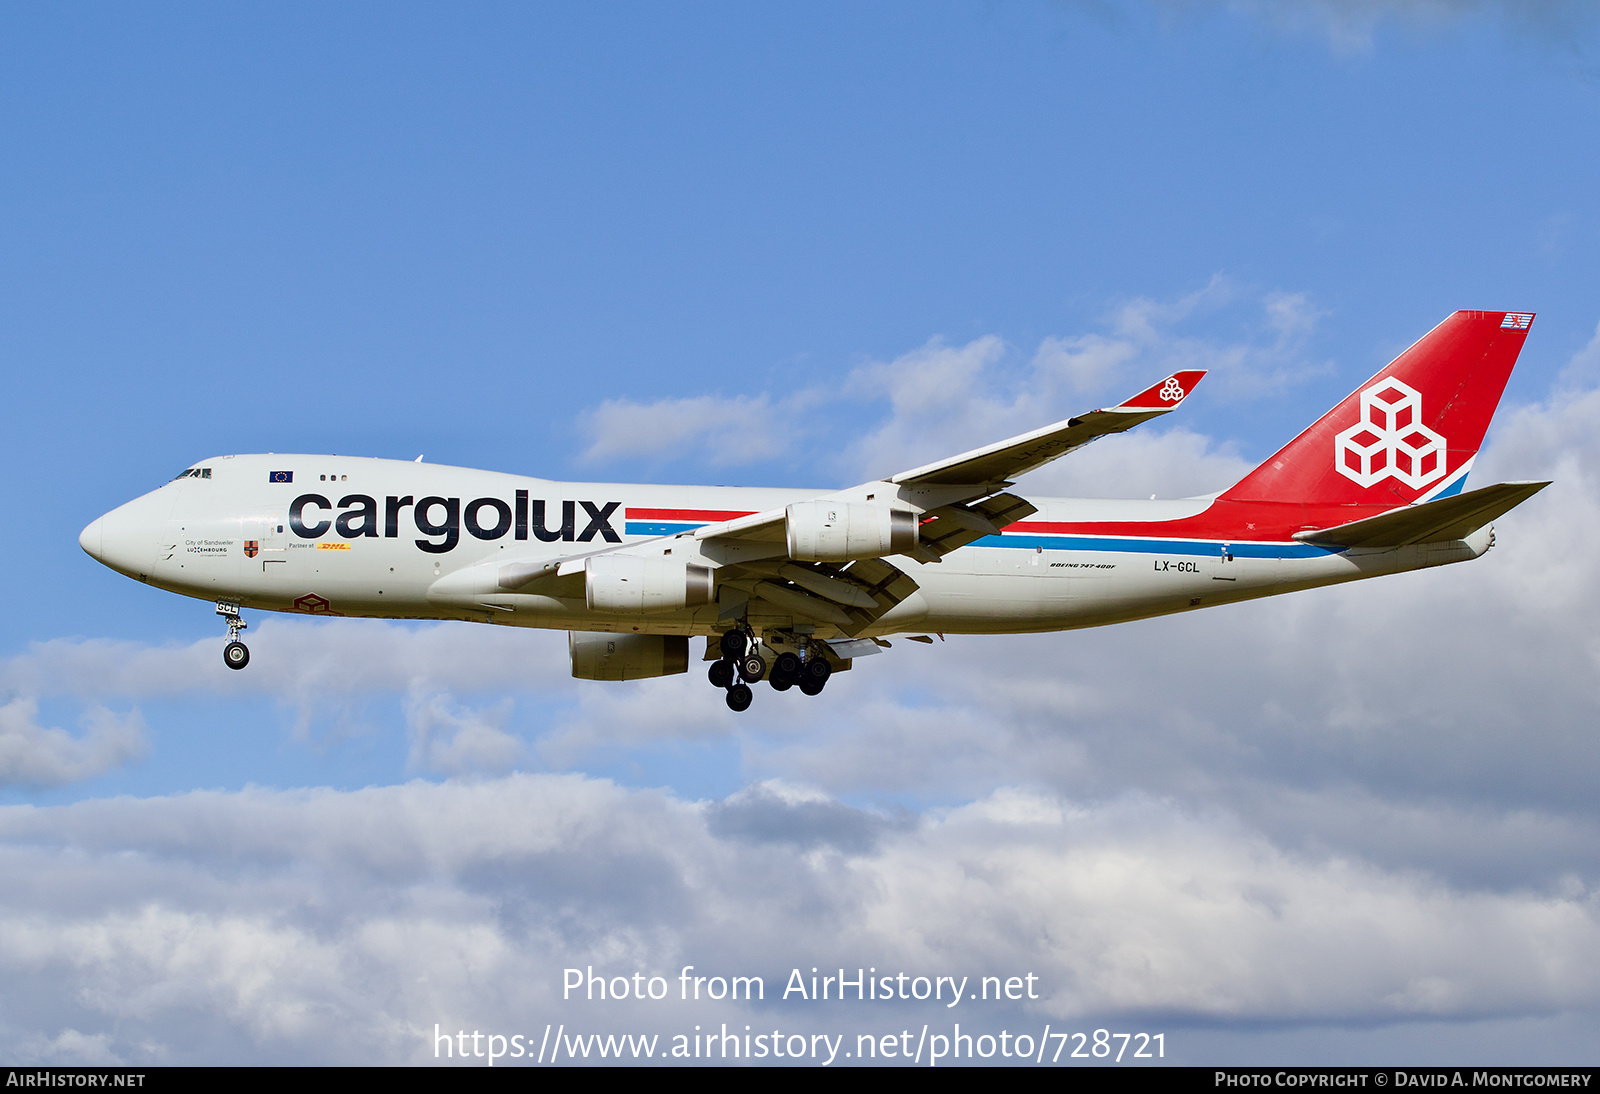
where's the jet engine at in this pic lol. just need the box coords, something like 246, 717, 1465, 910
584, 555, 714, 613
569, 632, 690, 681
785, 501, 918, 562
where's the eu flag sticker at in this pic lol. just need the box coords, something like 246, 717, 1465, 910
269, 471, 293, 484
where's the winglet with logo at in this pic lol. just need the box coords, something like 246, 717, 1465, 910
1113, 370, 1206, 410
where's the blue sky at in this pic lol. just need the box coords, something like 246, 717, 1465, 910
4, 0, 1600, 1066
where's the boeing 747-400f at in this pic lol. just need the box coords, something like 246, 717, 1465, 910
80, 310, 1548, 711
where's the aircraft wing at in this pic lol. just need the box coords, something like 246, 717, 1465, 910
440, 525, 919, 635
683, 369, 1203, 551
1292, 481, 1551, 549
888, 370, 1206, 488
670, 373, 1204, 626
469, 371, 1206, 628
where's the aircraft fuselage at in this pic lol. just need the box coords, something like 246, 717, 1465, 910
80, 453, 1486, 640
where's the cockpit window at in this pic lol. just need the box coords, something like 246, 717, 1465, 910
171, 468, 213, 481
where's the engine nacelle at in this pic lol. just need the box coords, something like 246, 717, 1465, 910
569, 632, 690, 681
785, 501, 918, 562
585, 555, 713, 613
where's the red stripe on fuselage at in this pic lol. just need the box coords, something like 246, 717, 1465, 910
625, 508, 756, 522
629, 501, 1411, 543
1006, 498, 1413, 542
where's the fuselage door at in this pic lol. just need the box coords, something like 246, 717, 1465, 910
246, 511, 288, 577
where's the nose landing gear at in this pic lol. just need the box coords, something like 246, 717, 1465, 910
217, 601, 249, 670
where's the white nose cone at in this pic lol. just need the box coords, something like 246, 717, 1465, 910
79, 516, 104, 561
81, 490, 173, 579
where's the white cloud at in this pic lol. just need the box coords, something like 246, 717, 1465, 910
580, 394, 787, 466
839, 334, 1018, 482
1031, 331, 1138, 396
832, 284, 1322, 487
0, 699, 146, 788
13, 1028, 122, 1067
0, 778, 1597, 1063
1556, 318, 1600, 391
1019, 426, 1253, 499
406, 694, 522, 776
533, 672, 741, 768
1, 620, 572, 728
570, 282, 1327, 489
0, 622, 578, 779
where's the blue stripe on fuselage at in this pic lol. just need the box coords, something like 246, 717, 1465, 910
624, 520, 1336, 558
970, 534, 1339, 559
626, 521, 702, 536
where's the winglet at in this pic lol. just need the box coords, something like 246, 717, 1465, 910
1114, 370, 1206, 410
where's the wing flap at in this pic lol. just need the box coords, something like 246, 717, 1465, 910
716, 552, 919, 636
1293, 481, 1550, 548
915, 493, 1038, 560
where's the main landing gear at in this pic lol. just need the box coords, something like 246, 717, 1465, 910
708, 629, 755, 711
708, 629, 832, 712
217, 601, 250, 670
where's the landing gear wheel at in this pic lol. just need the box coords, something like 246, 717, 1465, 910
740, 654, 766, 682
216, 601, 249, 668
725, 683, 753, 712
773, 652, 802, 678
720, 630, 749, 660
223, 641, 250, 670
708, 660, 734, 688
799, 676, 826, 696
804, 657, 832, 684
770, 675, 794, 692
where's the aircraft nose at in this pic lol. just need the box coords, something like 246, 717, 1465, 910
81, 490, 173, 578
79, 516, 105, 561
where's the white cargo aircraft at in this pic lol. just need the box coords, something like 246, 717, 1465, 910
81, 311, 1547, 711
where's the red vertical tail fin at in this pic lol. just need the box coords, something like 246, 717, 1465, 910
1221, 311, 1534, 507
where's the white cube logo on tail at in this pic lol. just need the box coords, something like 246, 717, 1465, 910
1159, 376, 1185, 402
1334, 378, 1447, 490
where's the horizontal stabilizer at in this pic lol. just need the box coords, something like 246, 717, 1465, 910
1292, 481, 1550, 549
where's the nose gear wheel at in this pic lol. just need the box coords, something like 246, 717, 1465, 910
216, 601, 250, 671
223, 641, 250, 669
